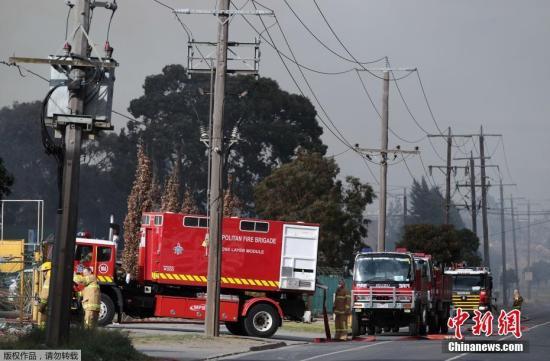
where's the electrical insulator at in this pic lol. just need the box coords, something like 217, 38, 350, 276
104, 41, 114, 59
63, 42, 72, 55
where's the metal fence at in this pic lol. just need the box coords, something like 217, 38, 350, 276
311, 275, 352, 316
0, 240, 36, 321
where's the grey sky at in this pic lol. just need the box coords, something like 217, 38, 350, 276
1, 0, 550, 213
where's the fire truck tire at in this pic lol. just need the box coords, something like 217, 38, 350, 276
392, 326, 399, 333
98, 293, 115, 327
243, 304, 280, 338
408, 315, 419, 336
225, 320, 246, 335
366, 324, 375, 335
439, 307, 450, 334
383, 327, 391, 333
428, 312, 439, 334
351, 313, 361, 337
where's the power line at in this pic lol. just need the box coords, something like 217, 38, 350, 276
245, 2, 357, 153
282, 0, 386, 66
499, 136, 516, 185
415, 70, 446, 136
355, 70, 427, 144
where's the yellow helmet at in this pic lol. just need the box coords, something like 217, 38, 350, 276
40, 261, 52, 271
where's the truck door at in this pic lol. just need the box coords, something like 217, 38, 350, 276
279, 224, 319, 292
95, 245, 115, 283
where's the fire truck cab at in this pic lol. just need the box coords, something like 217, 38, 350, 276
351, 250, 429, 336
445, 266, 494, 315
74, 237, 122, 326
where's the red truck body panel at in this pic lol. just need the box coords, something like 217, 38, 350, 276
139, 212, 319, 293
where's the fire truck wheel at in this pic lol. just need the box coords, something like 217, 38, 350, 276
428, 313, 439, 334
408, 315, 419, 336
418, 308, 427, 336
225, 320, 246, 335
366, 324, 375, 335
392, 326, 400, 333
243, 304, 280, 338
351, 313, 361, 337
439, 308, 449, 334
98, 293, 115, 327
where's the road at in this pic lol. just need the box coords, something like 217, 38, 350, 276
219, 305, 550, 361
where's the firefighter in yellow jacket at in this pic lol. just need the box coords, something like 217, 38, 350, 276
37, 261, 51, 328
77, 267, 101, 328
333, 278, 351, 340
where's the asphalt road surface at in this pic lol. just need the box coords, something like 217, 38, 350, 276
219, 305, 550, 361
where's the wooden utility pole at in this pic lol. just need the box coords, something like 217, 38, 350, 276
445, 127, 452, 224
510, 196, 521, 290
46, 0, 89, 346
527, 201, 532, 298
498, 180, 516, 307
428, 130, 473, 225
469, 152, 477, 235
403, 188, 408, 228
499, 179, 508, 307
205, 0, 230, 338
377, 70, 389, 252
479, 126, 490, 267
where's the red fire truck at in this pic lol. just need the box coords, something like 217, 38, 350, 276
73, 212, 320, 338
351, 249, 451, 336
412, 253, 452, 334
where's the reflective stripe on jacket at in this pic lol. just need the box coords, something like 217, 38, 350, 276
333, 286, 351, 314
39, 272, 50, 305
82, 275, 101, 311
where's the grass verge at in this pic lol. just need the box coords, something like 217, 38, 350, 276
0, 327, 151, 361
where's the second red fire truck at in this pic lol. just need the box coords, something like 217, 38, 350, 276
73, 212, 320, 338
350, 249, 452, 336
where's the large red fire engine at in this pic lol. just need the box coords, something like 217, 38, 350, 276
351, 249, 451, 336
73, 212, 319, 338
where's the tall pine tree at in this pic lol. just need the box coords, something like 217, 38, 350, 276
181, 188, 199, 214
161, 160, 181, 212
122, 143, 153, 279
408, 177, 464, 228
223, 174, 243, 217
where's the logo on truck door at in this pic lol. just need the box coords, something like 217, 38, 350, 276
98, 264, 109, 274
173, 243, 184, 256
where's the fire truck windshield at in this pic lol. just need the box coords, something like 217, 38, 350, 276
354, 255, 413, 282
452, 275, 484, 291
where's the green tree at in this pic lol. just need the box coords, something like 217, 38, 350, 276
398, 224, 462, 264
127, 65, 326, 212
408, 177, 465, 228
254, 151, 374, 268
0, 157, 14, 200
455, 228, 482, 266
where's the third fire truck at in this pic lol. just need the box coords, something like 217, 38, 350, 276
73, 212, 320, 338
445, 266, 495, 315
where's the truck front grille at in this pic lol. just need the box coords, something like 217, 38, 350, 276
452, 294, 480, 311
